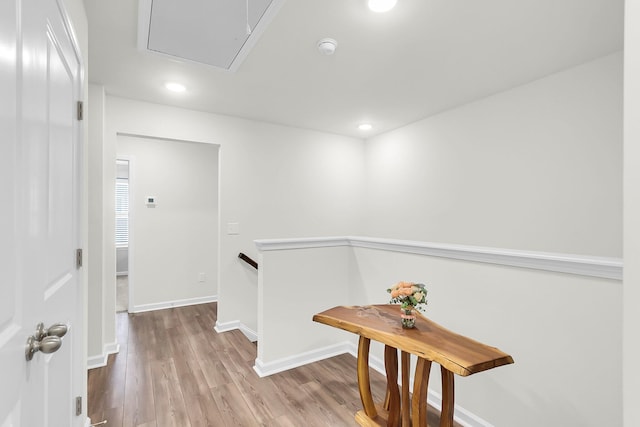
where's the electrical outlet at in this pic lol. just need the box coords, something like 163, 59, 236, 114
227, 222, 240, 235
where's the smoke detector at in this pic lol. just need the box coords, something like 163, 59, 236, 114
317, 38, 338, 55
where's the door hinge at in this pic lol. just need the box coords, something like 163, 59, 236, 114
75, 396, 82, 416
76, 248, 83, 269
77, 101, 83, 121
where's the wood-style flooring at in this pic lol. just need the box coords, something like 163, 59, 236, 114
88, 303, 459, 427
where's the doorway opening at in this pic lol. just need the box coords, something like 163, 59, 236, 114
116, 159, 130, 312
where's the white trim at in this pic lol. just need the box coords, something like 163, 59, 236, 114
227, 0, 286, 72
425, 390, 494, 427
253, 342, 353, 377
255, 236, 350, 251
136, 0, 153, 52
86, 341, 120, 370
214, 320, 258, 342
86, 354, 106, 370
255, 236, 623, 280
116, 132, 217, 146
130, 295, 218, 314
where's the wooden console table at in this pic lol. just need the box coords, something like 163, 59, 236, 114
313, 305, 514, 427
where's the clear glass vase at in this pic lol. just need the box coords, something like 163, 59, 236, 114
400, 307, 416, 328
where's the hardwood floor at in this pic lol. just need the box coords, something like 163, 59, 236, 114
88, 303, 459, 427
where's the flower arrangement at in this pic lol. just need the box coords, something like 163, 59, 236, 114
387, 281, 428, 312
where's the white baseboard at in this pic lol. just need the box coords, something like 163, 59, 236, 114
87, 341, 120, 370
253, 341, 353, 377
130, 295, 217, 313
214, 320, 258, 342
425, 390, 494, 427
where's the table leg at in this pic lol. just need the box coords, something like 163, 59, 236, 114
401, 351, 411, 427
384, 345, 401, 426
440, 367, 455, 427
357, 336, 377, 418
412, 357, 432, 427
384, 388, 391, 411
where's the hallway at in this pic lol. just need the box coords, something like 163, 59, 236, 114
87, 303, 459, 426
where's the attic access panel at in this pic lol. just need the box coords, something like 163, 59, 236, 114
138, 0, 278, 71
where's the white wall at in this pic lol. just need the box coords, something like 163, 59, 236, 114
358, 52, 623, 425
99, 96, 365, 332
365, 53, 622, 257
256, 238, 621, 426
117, 135, 219, 310
623, 1, 640, 425
86, 83, 117, 367
257, 246, 354, 366
351, 247, 620, 427
255, 53, 624, 426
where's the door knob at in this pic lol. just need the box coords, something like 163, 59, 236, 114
25, 336, 62, 361
34, 322, 68, 341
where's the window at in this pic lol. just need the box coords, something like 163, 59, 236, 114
115, 178, 129, 247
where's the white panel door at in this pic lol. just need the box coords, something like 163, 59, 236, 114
0, 0, 84, 426
0, 0, 21, 422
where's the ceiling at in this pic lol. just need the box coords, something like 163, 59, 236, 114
84, 0, 623, 138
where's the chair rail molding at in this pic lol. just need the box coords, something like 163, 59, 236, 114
255, 236, 622, 280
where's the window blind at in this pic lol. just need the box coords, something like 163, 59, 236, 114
115, 179, 129, 247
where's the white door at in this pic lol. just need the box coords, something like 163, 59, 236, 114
0, 0, 84, 426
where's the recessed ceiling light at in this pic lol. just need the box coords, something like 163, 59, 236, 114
358, 123, 373, 131
165, 82, 186, 93
368, 0, 397, 13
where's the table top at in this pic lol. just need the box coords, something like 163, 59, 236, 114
313, 304, 514, 376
